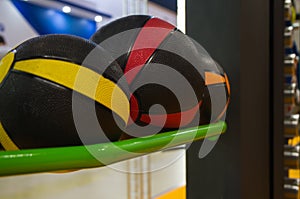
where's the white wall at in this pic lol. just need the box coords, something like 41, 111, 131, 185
0, 150, 185, 199
0, 0, 38, 47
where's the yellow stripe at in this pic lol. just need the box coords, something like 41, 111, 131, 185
13, 59, 129, 123
155, 186, 186, 199
0, 122, 19, 151
289, 169, 300, 179
288, 136, 300, 146
0, 52, 14, 84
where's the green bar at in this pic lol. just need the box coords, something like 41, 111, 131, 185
0, 121, 226, 177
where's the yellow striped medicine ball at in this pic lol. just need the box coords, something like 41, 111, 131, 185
0, 34, 130, 150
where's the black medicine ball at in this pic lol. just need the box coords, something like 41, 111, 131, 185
0, 34, 130, 150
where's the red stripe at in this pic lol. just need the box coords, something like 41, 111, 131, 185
128, 94, 139, 125
124, 17, 175, 84
139, 101, 202, 128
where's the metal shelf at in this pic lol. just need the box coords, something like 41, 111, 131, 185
0, 121, 226, 177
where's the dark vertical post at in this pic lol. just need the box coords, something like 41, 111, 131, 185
186, 0, 241, 198
271, 0, 284, 198
186, 0, 283, 198
239, 0, 270, 198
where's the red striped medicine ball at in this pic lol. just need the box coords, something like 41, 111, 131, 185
91, 15, 230, 135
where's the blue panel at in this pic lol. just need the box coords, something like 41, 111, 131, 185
55, 0, 111, 18
150, 0, 177, 12
11, 0, 96, 39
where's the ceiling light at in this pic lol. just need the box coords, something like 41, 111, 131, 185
94, 15, 103, 23
62, 6, 71, 13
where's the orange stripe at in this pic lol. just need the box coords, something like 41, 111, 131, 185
155, 186, 186, 199
216, 98, 230, 121
224, 73, 230, 95
205, 72, 226, 85
284, 127, 299, 136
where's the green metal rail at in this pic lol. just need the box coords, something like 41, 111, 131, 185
0, 121, 226, 177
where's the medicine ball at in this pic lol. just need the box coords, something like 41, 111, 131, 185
0, 34, 129, 150
91, 15, 230, 132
